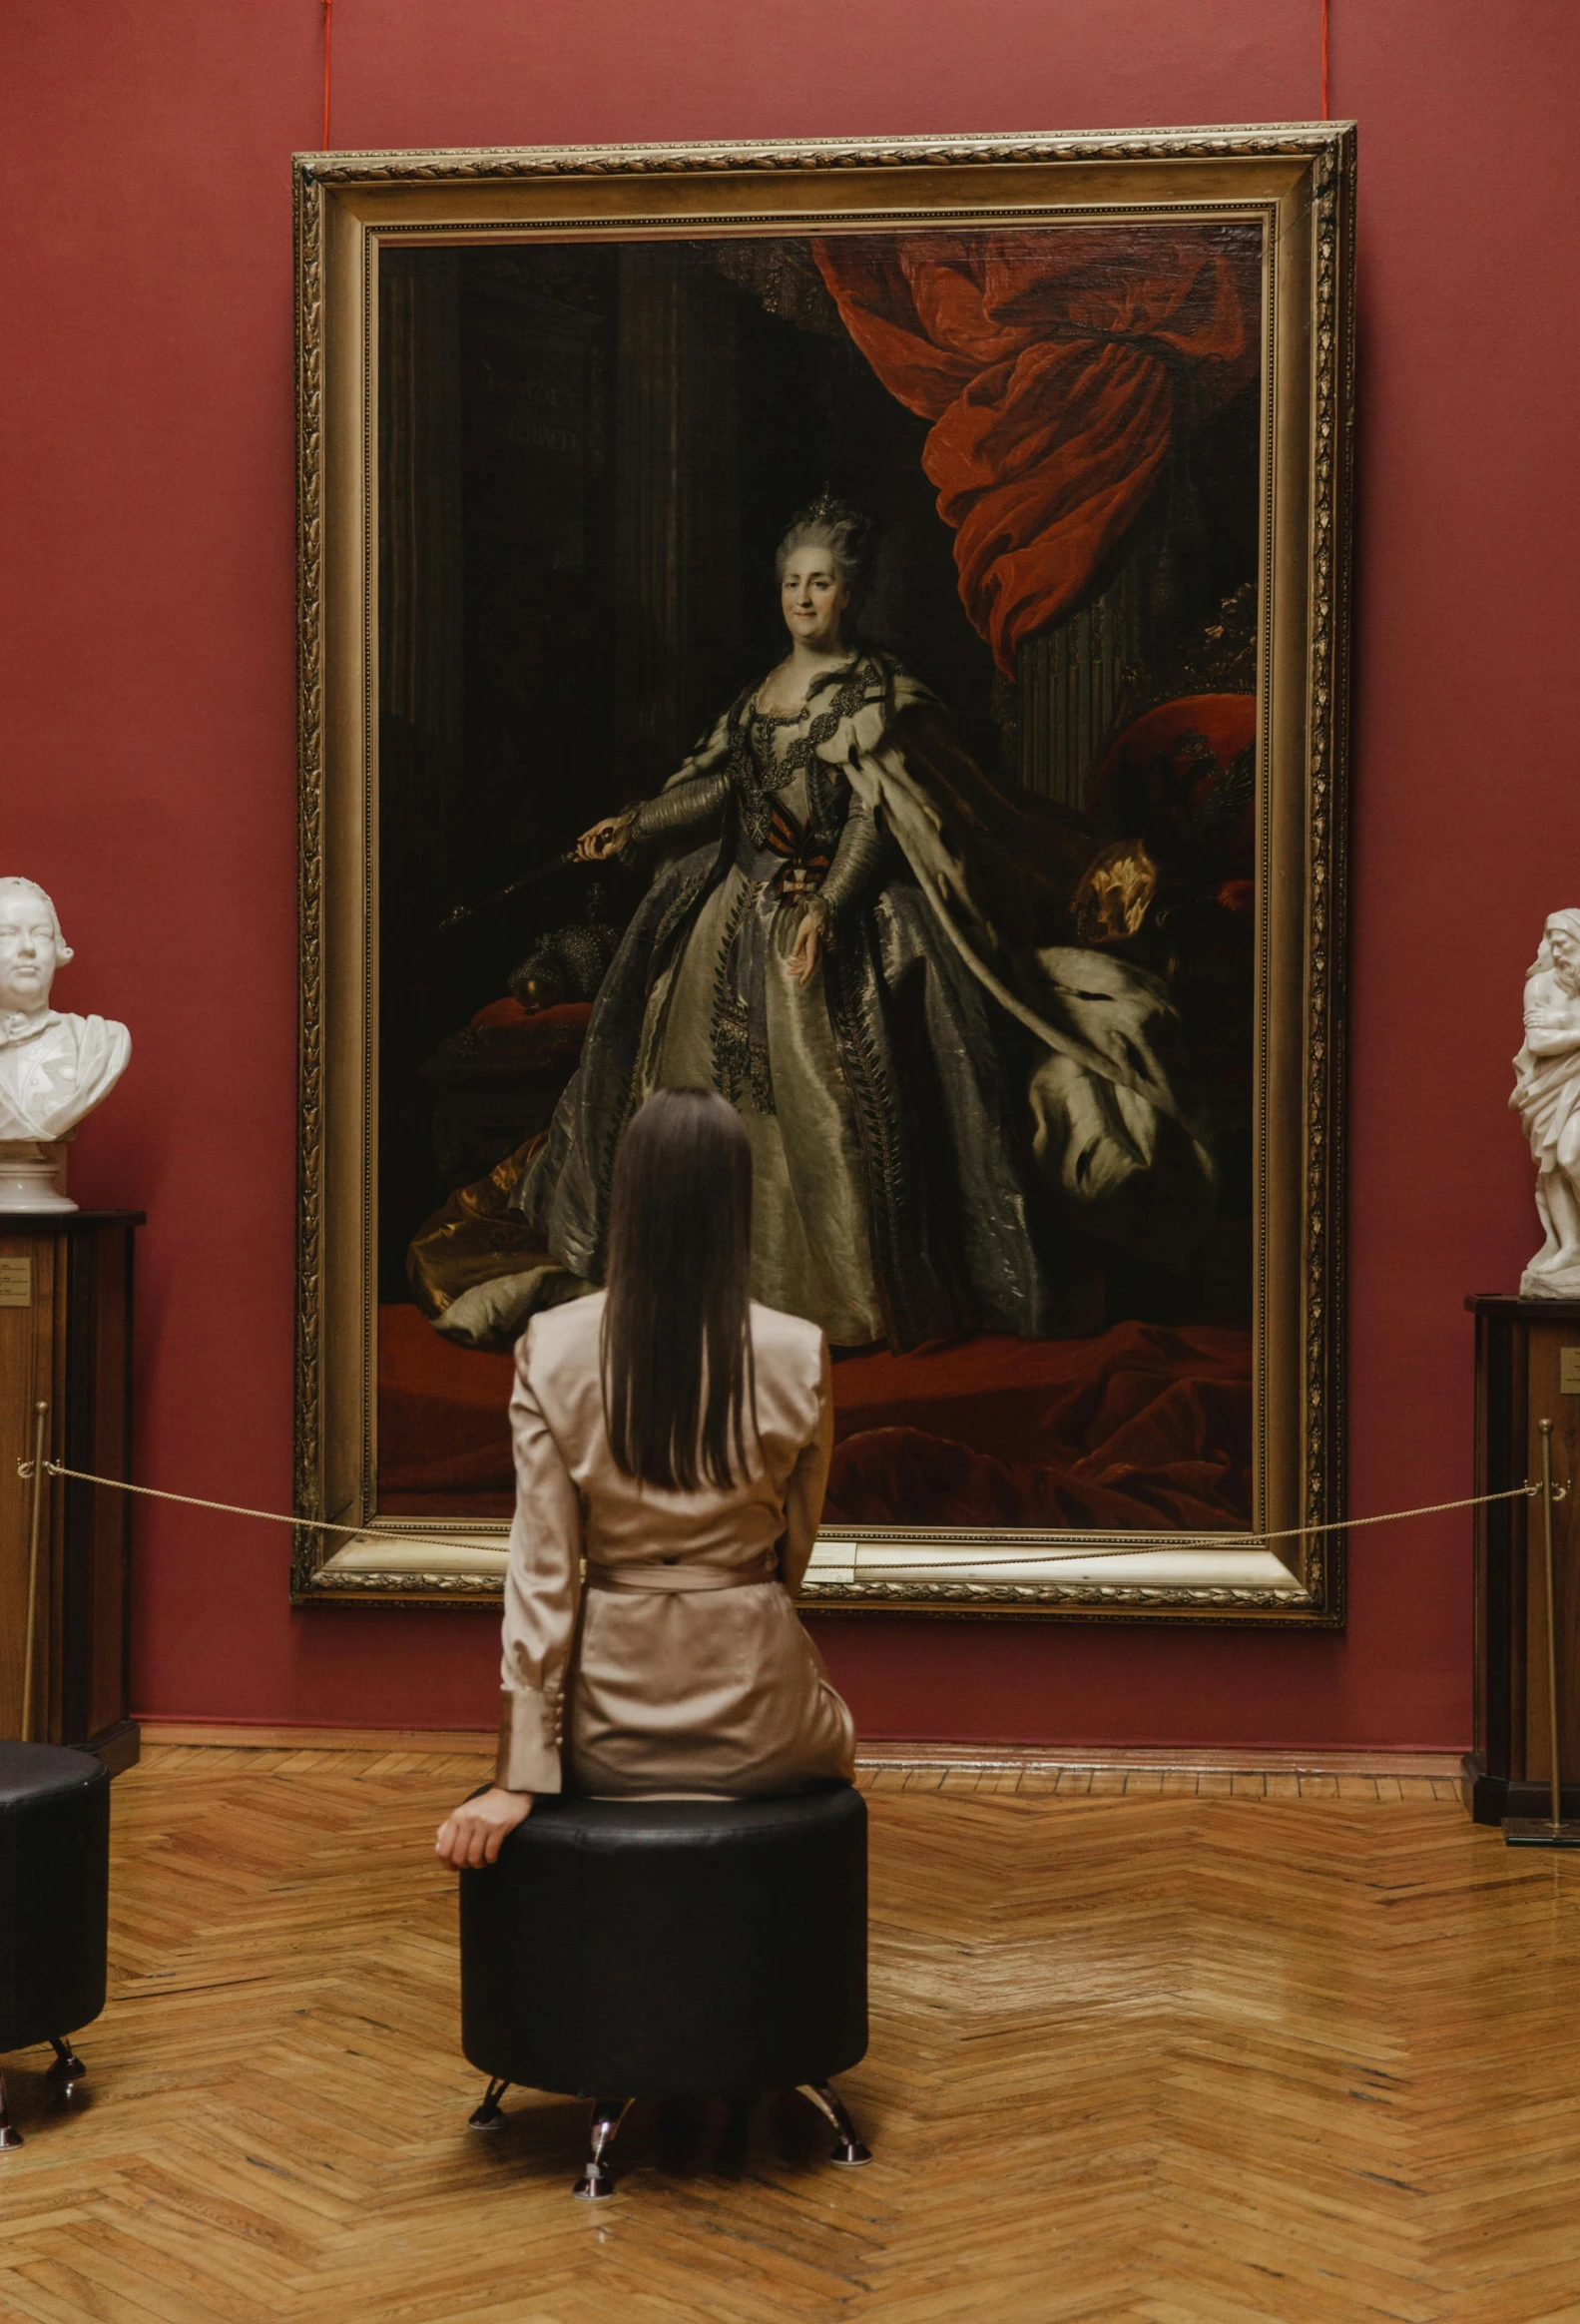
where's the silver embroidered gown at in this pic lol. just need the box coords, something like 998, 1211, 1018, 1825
519, 646, 1214, 1352
632, 708, 885, 1346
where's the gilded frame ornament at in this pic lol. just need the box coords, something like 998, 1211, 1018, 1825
292, 125, 1355, 1621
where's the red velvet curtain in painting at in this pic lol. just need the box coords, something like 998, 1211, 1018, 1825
811, 227, 1261, 674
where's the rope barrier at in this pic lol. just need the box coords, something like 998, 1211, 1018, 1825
16, 1457, 1546, 1571
851, 1483, 1548, 1571
22, 1461, 442, 1545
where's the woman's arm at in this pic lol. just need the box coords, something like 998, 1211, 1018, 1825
818, 791, 890, 920
625, 766, 732, 847
575, 768, 731, 865
780, 1339, 834, 1595
435, 1328, 583, 1868
789, 791, 889, 983
575, 711, 736, 863
495, 1340, 583, 1787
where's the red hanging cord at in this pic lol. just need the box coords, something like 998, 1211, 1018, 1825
1321, 0, 1329, 120
322, 0, 334, 150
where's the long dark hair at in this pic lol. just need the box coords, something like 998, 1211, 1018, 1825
601, 1088, 757, 1491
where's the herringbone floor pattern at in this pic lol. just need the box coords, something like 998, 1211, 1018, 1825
1, 1748, 1576, 2322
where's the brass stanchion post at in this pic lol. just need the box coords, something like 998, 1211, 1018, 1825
20, 1400, 48, 1743
1505, 1418, 1580, 1847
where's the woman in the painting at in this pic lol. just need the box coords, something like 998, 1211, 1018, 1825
515, 494, 1216, 1356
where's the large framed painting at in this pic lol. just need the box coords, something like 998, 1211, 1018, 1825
293, 126, 1354, 1620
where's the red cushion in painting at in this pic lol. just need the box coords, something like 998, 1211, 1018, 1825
461, 999, 594, 1063
1086, 692, 1257, 880
469, 998, 593, 1037
1093, 693, 1256, 781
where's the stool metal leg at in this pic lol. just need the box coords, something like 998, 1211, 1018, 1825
468, 2075, 510, 2131
572, 2096, 631, 2200
798, 2081, 871, 2167
47, 2038, 86, 2102
0, 2073, 21, 2151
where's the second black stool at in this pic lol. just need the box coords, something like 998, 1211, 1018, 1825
0, 1741, 110, 2148
459, 1782, 868, 2196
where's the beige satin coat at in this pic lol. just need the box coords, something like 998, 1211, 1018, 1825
495, 1291, 855, 1798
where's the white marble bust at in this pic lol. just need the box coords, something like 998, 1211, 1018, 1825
1512, 908, 1580, 1298
0, 876, 130, 1209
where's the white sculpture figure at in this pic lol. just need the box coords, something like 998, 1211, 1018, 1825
1512, 908, 1580, 1298
0, 877, 131, 1211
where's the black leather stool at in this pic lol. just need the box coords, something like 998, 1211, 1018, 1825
459, 1782, 869, 2196
0, 1742, 110, 2148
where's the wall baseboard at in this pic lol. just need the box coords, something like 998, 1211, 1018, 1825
857, 1741, 1462, 1776
140, 1720, 497, 1754
136, 1719, 1463, 1780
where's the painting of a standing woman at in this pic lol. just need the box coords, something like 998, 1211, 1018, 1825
384, 223, 1265, 1539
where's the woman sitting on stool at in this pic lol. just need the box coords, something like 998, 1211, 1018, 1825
436, 1086, 855, 1867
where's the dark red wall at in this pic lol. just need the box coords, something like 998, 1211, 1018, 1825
5, 0, 1576, 1746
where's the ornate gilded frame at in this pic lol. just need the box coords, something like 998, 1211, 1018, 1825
293, 125, 1354, 1620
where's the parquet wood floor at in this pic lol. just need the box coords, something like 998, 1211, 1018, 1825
1, 1747, 1576, 2323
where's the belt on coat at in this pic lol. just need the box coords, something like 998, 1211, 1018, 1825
584, 1554, 779, 1593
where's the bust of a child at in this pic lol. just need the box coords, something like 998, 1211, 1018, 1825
0, 877, 131, 1208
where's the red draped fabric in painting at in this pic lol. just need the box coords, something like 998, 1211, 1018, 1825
811, 227, 1261, 673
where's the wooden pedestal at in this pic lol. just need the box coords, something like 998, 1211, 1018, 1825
1464, 1294, 1580, 1824
0, 1210, 142, 1769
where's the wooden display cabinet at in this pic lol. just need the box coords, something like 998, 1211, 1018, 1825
1464, 1294, 1580, 1823
0, 1211, 141, 1768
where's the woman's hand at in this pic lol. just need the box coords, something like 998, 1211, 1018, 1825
435, 1785, 533, 1869
788, 907, 826, 984
574, 816, 627, 865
